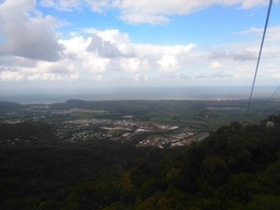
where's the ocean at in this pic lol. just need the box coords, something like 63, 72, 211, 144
0, 86, 279, 104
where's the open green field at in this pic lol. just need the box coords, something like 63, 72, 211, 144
43, 99, 279, 133
56, 99, 279, 130
1, 99, 279, 132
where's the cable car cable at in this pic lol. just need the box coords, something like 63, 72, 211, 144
257, 85, 280, 112
246, 0, 273, 117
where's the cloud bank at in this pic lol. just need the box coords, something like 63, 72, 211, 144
0, 0, 280, 88
0, 0, 64, 61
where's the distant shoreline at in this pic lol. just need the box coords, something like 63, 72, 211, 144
0, 86, 279, 104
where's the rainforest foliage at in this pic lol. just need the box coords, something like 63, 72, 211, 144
1, 115, 280, 209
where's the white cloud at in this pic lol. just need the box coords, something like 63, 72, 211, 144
180, 73, 191, 80
39, 0, 273, 24
266, 26, 280, 43
97, 29, 135, 56
119, 13, 170, 25
83, 55, 110, 73
272, 73, 280, 78
157, 55, 178, 73
134, 73, 150, 81
235, 27, 263, 36
59, 36, 91, 55
0, 0, 64, 61
112, 0, 271, 24
231, 48, 257, 61
0, 71, 23, 81
27, 73, 61, 81
208, 46, 258, 61
85, 0, 110, 13
235, 26, 280, 45
97, 29, 130, 44
0, 15, 279, 88
87, 34, 122, 58
1, 0, 279, 89
0, 26, 198, 82
96, 74, 103, 81
209, 61, 224, 69
211, 71, 233, 78
40, 0, 81, 11
134, 44, 196, 63
236, 64, 253, 73
240, 0, 268, 9
41, 0, 111, 12
59, 35, 111, 74
120, 58, 147, 73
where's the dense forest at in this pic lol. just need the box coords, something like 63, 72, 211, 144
1, 115, 280, 209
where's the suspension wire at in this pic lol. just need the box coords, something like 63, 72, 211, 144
256, 85, 280, 112
246, 0, 273, 116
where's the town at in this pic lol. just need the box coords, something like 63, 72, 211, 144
0, 101, 207, 148
55, 118, 198, 148
2, 98, 276, 148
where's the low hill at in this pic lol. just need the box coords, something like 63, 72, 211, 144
0, 101, 21, 112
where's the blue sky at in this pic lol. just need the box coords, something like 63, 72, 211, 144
1, 0, 280, 95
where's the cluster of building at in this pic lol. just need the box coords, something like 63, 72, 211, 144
137, 129, 195, 148
54, 118, 197, 148
1, 105, 200, 148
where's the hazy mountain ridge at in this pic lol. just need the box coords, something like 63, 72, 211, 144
0, 101, 22, 111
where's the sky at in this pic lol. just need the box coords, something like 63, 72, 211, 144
0, 0, 280, 95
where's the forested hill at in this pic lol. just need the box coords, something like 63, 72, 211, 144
0, 101, 21, 112
1, 116, 280, 209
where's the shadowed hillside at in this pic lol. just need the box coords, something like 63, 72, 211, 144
1, 115, 280, 209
